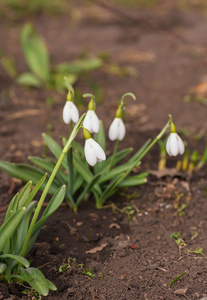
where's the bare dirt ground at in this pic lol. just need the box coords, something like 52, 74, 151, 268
1, 1, 207, 299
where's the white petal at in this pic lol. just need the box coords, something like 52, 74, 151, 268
169, 133, 179, 156
71, 102, 79, 123
166, 134, 172, 156
91, 111, 100, 133
108, 118, 125, 141
84, 139, 97, 166
117, 119, 126, 141
83, 111, 93, 133
176, 134, 185, 155
63, 102, 79, 124
63, 102, 72, 124
108, 118, 119, 141
90, 139, 106, 161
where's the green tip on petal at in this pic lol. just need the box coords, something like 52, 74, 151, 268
116, 105, 122, 118
171, 122, 176, 133
67, 91, 73, 102
88, 99, 94, 110
83, 127, 91, 140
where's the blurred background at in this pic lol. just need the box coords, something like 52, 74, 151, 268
0, 0, 207, 150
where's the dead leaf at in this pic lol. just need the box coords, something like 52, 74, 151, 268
109, 223, 120, 229
174, 287, 188, 295
190, 81, 207, 96
6, 109, 41, 121
150, 168, 183, 179
86, 243, 107, 254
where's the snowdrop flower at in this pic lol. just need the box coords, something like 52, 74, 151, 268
166, 123, 185, 156
83, 99, 99, 133
83, 128, 106, 166
63, 92, 79, 124
108, 105, 126, 141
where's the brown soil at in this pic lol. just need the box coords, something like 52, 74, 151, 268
1, 1, 207, 299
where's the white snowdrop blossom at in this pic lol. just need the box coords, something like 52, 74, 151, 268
108, 118, 126, 141
83, 110, 100, 133
63, 101, 79, 124
166, 133, 185, 156
84, 138, 106, 166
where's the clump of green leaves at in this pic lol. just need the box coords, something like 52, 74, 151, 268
59, 257, 95, 278
0, 113, 86, 296
2, 23, 102, 92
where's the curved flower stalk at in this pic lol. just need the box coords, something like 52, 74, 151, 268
83, 94, 100, 133
166, 123, 185, 156
83, 128, 106, 166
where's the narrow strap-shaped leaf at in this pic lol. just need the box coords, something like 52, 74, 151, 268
24, 173, 47, 207
4, 193, 19, 221
0, 207, 26, 252
15, 201, 37, 255
20, 23, 50, 81
29, 156, 68, 184
99, 148, 133, 175
20, 267, 49, 296
118, 176, 148, 187
26, 186, 66, 254
128, 139, 151, 164
0, 161, 59, 194
43, 134, 68, 169
17, 181, 32, 209
73, 158, 102, 196
93, 120, 106, 151
99, 173, 127, 207
0, 254, 30, 268
76, 173, 102, 208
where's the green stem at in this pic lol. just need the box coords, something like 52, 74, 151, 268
108, 139, 120, 170
20, 113, 86, 259
137, 115, 172, 162
67, 121, 74, 195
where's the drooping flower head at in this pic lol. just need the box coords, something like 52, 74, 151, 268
83, 128, 106, 166
108, 105, 126, 141
83, 95, 100, 134
108, 92, 136, 141
63, 91, 79, 124
166, 122, 185, 156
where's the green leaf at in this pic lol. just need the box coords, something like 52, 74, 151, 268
56, 58, 102, 75
46, 279, 57, 291
118, 174, 148, 187
1, 56, 17, 78
20, 23, 50, 81
17, 180, 33, 209
0, 207, 26, 252
0, 254, 30, 268
73, 157, 102, 196
29, 156, 68, 184
0, 263, 7, 273
15, 201, 37, 255
0, 161, 59, 194
76, 173, 102, 207
16, 72, 42, 88
42, 134, 68, 169
93, 120, 106, 151
99, 173, 127, 207
26, 185, 66, 254
20, 267, 49, 296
